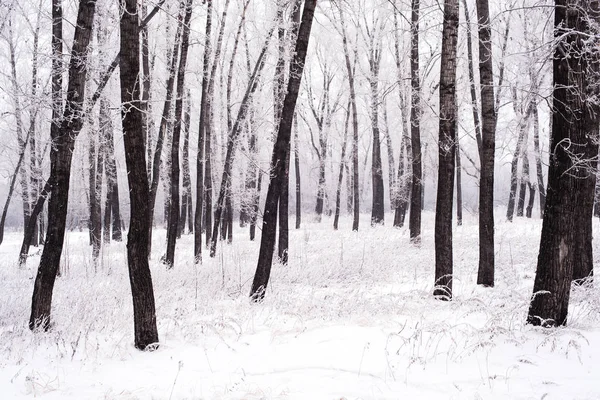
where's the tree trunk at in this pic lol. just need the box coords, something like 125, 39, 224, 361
369, 34, 385, 225
8, 18, 32, 236
456, 131, 463, 226
294, 116, 302, 229
30, 0, 97, 331
532, 97, 546, 217
0, 130, 31, 246
209, 30, 274, 257
165, 0, 193, 268
506, 108, 529, 222
118, 0, 159, 349
194, 0, 213, 262
179, 91, 193, 236
339, 7, 359, 232
250, 0, 316, 301
476, 0, 497, 287
334, 104, 350, 230
433, 0, 458, 301
102, 99, 122, 242
527, 0, 599, 326
383, 101, 396, 213
461, 0, 482, 157
409, 0, 423, 243
88, 116, 103, 260
149, 3, 184, 257
204, 0, 231, 248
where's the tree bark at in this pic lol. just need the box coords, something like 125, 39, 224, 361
532, 97, 546, 217
179, 91, 193, 236
409, 0, 423, 243
527, 0, 599, 326
334, 103, 350, 230
30, 0, 97, 331
461, 0, 482, 157
476, 0, 497, 287
209, 30, 274, 257
368, 29, 385, 225
165, 0, 193, 268
294, 116, 302, 229
433, 0, 458, 301
250, 0, 317, 301
339, 7, 360, 231
118, 0, 159, 349
149, 2, 184, 258
204, 0, 231, 248
194, 0, 213, 262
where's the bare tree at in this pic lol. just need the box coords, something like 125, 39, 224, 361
409, 0, 423, 243
527, 0, 599, 326
476, 0, 498, 287
250, 0, 317, 301
118, 0, 159, 349
433, 0, 459, 301
30, 0, 97, 331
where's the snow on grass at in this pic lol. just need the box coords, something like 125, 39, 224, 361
0, 211, 599, 399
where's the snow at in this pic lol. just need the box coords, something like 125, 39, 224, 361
1, 212, 599, 399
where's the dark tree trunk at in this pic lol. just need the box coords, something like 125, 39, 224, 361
88, 117, 103, 260
476, 0, 497, 287
392, 9, 410, 229
209, 31, 273, 257
20, 181, 50, 266
368, 34, 385, 225
394, 138, 408, 227
149, 4, 184, 258
456, 132, 463, 226
527, 0, 599, 326
30, 0, 97, 331
165, 0, 193, 268
409, 0, 423, 243
339, 8, 359, 231
461, 0, 482, 157
334, 104, 350, 230
250, 0, 316, 300
179, 91, 193, 236
141, 2, 154, 178
250, 172, 261, 241
118, 0, 159, 349
204, 0, 231, 248
433, 0, 458, 301
194, 0, 212, 262
294, 116, 302, 229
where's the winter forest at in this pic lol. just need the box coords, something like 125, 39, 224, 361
1, 0, 599, 398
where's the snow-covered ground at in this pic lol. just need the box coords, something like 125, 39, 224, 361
1, 211, 599, 399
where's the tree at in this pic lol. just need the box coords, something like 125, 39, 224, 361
149, 1, 185, 258
165, 0, 194, 268
364, 14, 385, 225
476, 0, 498, 287
338, 5, 360, 232
194, 0, 213, 262
29, 0, 97, 331
409, 0, 423, 244
527, 0, 600, 326
119, 0, 159, 349
210, 28, 274, 257
250, 0, 317, 301
433, 0, 459, 301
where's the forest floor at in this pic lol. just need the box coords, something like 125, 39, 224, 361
1, 211, 599, 399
